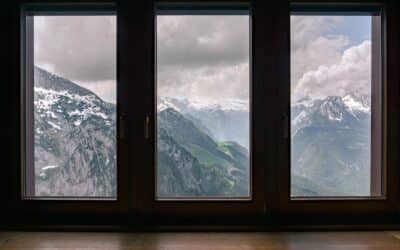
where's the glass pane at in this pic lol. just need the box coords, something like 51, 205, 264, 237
28, 15, 116, 197
291, 15, 378, 197
156, 15, 250, 198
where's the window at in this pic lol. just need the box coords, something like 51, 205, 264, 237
23, 13, 117, 198
156, 12, 251, 199
13, 1, 398, 226
290, 12, 383, 197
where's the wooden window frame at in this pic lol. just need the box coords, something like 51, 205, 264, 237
154, 3, 253, 202
22, 4, 119, 201
1, 0, 399, 228
275, 1, 399, 219
288, 6, 383, 199
128, 1, 267, 222
10, 2, 130, 226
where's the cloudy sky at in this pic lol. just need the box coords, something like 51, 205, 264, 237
34, 14, 371, 104
157, 15, 250, 104
34, 16, 116, 103
291, 15, 371, 101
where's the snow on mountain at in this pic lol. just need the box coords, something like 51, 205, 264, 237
292, 94, 370, 116
158, 96, 249, 113
34, 78, 114, 129
320, 96, 346, 121
343, 94, 370, 113
291, 94, 371, 196
34, 67, 116, 197
292, 110, 307, 126
157, 97, 249, 149
291, 94, 370, 137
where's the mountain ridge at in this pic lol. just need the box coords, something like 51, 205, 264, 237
33, 66, 372, 198
291, 94, 371, 196
34, 67, 117, 196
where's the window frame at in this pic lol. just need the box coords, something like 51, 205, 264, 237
289, 7, 383, 199
128, 1, 268, 220
22, 5, 119, 200
276, 2, 399, 216
13, 3, 130, 224
154, 3, 252, 201
2, 0, 399, 227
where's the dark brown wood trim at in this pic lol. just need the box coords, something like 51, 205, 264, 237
125, 0, 267, 219
4, 1, 130, 226
2, 0, 400, 228
277, 1, 398, 215
371, 13, 383, 196
23, 14, 35, 197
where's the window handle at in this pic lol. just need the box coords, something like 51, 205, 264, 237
144, 115, 151, 139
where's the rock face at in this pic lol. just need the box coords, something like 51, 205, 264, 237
34, 68, 250, 198
158, 97, 250, 149
158, 94, 372, 197
33, 67, 371, 198
157, 108, 250, 197
291, 95, 371, 196
34, 67, 116, 196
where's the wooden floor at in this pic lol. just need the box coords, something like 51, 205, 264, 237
2, 231, 400, 249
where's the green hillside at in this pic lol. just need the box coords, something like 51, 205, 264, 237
157, 108, 249, 197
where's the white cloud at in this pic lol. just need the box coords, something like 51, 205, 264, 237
157, 15, 249, 68
158, 63, 249, 103
34, 16, 116, 102
35, 15, 249, 104
291, 35, 350, 86
291, 16, 349, 87
33, 15, 371, 104
291, 16, 371, 101
157, 15, 250, 103
294, 40, 371, 99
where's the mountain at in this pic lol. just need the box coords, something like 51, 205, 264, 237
291, 95, 370, 136
156, 97, 250, 197
34, 67, 369, 198
157, 108, 249, 197
34, 67, 116, 196
34, 67, 250, 198
291, 95, 371, 196
158, 97, 250, 149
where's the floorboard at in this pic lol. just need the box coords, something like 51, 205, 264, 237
1, 231, 400, 249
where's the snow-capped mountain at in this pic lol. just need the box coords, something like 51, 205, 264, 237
158, 97, 250, 149
34, 67, 249, 198
158, 96, 249, 112
156, 98, 250, 197
291, 94, 371, 196
34, 66, 372, 197
34, 67, 116, 196
291, 95, 370, 136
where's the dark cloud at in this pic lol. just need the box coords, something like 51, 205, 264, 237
157, 15, 250, 102
157, 15, 249, 68
34, 16, 116, 82
34, 15, 250, 103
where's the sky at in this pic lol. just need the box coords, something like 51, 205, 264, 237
157, 15, 250, 104
33, 15, 371, 104
34, 16, 116, 103
291, 15, 371, 101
